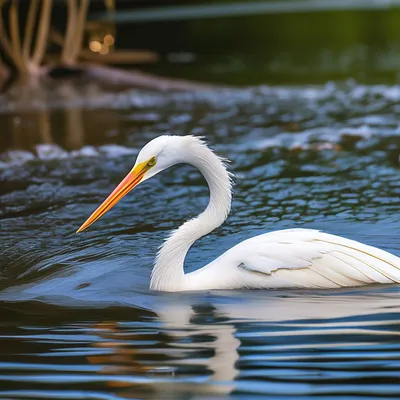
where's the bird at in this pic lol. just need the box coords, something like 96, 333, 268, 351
77, 135, 400, 292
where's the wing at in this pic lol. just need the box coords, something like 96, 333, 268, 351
234, 229, 400, 289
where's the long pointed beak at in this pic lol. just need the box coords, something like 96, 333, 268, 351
77, 164, 146, 233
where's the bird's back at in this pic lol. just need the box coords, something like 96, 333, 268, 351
185, 228, 400, 290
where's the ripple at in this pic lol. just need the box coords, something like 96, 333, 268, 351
1, 82, 400, 398
1, 290, 400, 398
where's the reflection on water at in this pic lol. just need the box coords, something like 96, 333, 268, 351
1, 289, 400, 399
0, 80, 400, 398
0, 82, 131, 156
84, 308, 239, 398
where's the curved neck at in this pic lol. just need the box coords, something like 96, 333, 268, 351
150, 143, 232, 291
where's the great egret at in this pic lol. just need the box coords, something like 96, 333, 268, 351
77, 135, 400, 291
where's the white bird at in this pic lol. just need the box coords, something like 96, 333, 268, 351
77, 135, 400, 291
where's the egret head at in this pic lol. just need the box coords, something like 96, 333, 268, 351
76, 135, 202, 232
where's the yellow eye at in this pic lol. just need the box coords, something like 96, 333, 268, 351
147, 157, 156, 167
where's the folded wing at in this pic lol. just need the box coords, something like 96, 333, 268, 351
237, 229, 400, 289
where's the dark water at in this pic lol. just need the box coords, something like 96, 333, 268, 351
113, 2, 400, 85
1, 81, 400, 399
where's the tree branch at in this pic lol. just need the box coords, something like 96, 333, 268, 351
32, 0, 53, 67
70, 0, 89, 63
61, 0, 77, 64
9, 0, 27, 74
23, 0, 39, 61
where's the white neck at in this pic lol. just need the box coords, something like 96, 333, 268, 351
150, 142, 232, 291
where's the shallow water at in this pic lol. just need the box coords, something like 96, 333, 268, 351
1, 81, 400, 399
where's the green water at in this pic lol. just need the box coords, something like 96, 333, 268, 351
110, 1, 400, 84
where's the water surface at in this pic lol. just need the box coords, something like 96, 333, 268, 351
1, 81, 400, 399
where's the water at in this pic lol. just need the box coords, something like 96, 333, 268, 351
112, 2, 400, 85
0, 80, 400, 398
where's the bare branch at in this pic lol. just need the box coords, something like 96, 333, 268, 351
32, 0, 53, 67
70, 0, 89, 63
61, 0, 77, 64
9, 0, 27, 74
23, 0, 39, 61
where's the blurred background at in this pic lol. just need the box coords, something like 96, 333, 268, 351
2, 0, 400, 86
97, 0, 400, 85
1, 0, 400, 155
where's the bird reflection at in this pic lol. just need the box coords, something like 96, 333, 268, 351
86, 304, 240, 398
84, 288, 400, 399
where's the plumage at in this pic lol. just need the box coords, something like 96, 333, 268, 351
77, 135, 400, 292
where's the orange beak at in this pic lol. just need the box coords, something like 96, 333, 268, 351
77, 162, 147, 233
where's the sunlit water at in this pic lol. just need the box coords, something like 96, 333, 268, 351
1, 81, 400, 399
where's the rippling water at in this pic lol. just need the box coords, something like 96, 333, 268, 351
1, 81, 400, 399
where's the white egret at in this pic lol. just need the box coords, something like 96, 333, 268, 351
77, 135, 400, 291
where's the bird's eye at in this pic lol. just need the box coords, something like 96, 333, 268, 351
147, 157, 156, 167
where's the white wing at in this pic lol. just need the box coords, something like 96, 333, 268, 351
228, 228, 400, 289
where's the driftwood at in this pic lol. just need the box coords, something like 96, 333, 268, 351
74, 64, 213, 91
